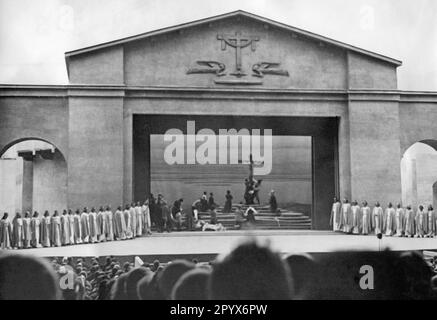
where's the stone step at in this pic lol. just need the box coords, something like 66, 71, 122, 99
198, 212, 308, 218
197, 212, 310, 219
196, 218, 311, 225
217, 210, 304, 216
211, 204, 280, 211
192, 217, 311, 227
168, 208, 313, 231
152, 222, 312, 231
226, 225, 312, 230
199, 209, 307, 215
230, 206, 272, 211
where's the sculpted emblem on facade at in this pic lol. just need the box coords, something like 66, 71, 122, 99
187, 31, 289, 84
186, 61, 226, 76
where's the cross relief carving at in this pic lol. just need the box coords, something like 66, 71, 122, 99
187, 32, 289, 85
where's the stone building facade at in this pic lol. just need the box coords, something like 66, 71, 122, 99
1, 11, 436, 229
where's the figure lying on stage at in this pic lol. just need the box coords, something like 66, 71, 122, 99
192, 206, 226, 232
199, 220, 226, 232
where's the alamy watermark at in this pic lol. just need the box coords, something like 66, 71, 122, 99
359, 264, 374, 290
59, 265, 75, 290
163, 121, 273, 175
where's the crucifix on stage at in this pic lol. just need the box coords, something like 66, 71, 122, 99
239, 154, 264, 205
217, 32, 259, 77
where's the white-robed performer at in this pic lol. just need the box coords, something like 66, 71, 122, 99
426, 205, 436, 238
129, 203, 137, 238
22, 211, 32, 249
403, 205, 415, 237
60, 210, 70, 245
51, 210, 62, 247
394, 204, 404, 237
372, 202, 383, 235
124, 205, 133, 239
114, 206, 126, 240
73, 209, 82, 244
0, 213, 12, 249
30, 211, 41, 248
12, 212, 23, 249
360, 201, 371, 235
81, 208, 90, 243
41, 211, 51, 247
97, 206, 107, 242
383, 203, 396, 236
415, 205, 427, 237
105, 206, 114, 241
135, 202, 143, 236
351, 201, 361, 234
142, 201, 152, 235
341, 199, 352, 233
330, 197, 342, 232
68, 209, 75, 244
89, 208, 98, 243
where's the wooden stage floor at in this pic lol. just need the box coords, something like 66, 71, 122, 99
8, 230, 437, 258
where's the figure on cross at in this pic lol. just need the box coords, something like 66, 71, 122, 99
242, 154, 263, 205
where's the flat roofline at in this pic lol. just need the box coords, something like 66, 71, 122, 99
2, 84, 437, 95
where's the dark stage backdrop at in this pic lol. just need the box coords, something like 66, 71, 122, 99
149, 134, 312, 213
133, 115, 338, 229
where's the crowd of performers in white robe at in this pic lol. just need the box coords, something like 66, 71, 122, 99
0, 202, 153, 250
330, 197, 436, 237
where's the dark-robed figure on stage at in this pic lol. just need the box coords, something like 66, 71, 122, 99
148, 194, 157, 229
172, 198, 183, 231
223, 190, 233, 213
157, 194, 172, 232
200, 192, 208, 212
269, 190, 278, 214
208, 193, 216, 210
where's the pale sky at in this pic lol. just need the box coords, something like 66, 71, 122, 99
404, 142, 437, 159
0, 0, 436, 90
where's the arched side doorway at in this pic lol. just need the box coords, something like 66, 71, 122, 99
401, 140, 437, 209
0, 138, 67, 215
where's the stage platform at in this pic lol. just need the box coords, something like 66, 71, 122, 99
9, 230, 437, 259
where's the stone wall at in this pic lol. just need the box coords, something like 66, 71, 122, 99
67, 96, 124, 210
32, 150, 67, 214
347, 98, 402, 204
0, 159, 19, 214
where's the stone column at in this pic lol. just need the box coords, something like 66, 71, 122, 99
20, 153, 34, 214
132, 118, 150, 203
312, 134, 337, 230
68, 94, 124, 211
124, 111, 133, 205
433, 182, 437, 209
347, 96, 402, 205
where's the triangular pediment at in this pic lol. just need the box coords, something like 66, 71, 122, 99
65, 10, 400, 89
66, 10, 401, 66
